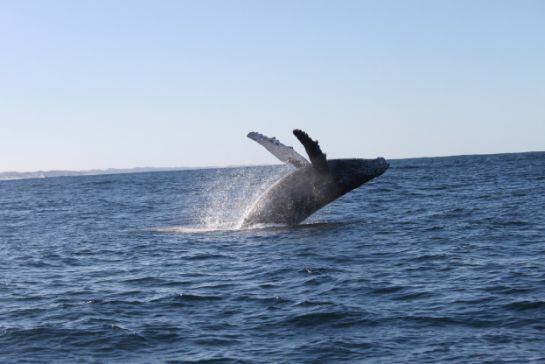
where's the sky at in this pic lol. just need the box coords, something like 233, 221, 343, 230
1, 1, 544, 172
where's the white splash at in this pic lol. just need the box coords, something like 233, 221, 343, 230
150, 225, 237, 233
196, 165, 291, 231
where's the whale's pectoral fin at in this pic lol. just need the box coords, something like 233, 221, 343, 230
247, 132, 310, 168
293, 129, 329, 173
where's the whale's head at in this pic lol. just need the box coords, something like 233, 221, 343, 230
328, 158, 389, 193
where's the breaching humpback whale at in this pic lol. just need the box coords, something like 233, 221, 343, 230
240, 129, 389, 227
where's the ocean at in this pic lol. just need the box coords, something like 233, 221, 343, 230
1, 152, 545, 363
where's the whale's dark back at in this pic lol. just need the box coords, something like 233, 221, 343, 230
240, 158, 388, 226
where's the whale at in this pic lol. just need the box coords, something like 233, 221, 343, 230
240, 129, 389, 227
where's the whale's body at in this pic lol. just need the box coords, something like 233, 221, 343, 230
240, 130, 389, 227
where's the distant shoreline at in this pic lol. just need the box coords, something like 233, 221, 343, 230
1, 150, 543, 182
0, 165, 253, 182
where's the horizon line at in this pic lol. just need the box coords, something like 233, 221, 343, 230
1, 150, 543, 180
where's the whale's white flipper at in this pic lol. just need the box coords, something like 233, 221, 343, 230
247, 132, 310, 168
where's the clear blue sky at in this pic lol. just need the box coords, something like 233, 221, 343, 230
1, 1, 544, 171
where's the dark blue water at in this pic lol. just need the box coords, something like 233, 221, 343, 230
2, 152, 545, 363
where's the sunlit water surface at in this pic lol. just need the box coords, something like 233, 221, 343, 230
1, 153, 545, 363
